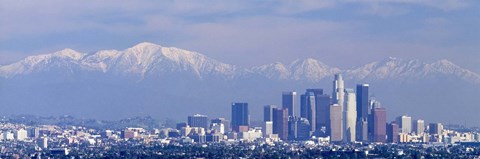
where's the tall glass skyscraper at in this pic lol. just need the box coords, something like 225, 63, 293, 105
300, 91, 316, 132
263, 105, 277, 122
231, 103, 249, 132
356, 84, 369, 120
316, 94, 331, 135
282, 91, 297, 117
273, 107, 289, 141
356, 84, 369, 142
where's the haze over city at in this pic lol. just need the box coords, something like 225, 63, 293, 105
0, 1, 480, 158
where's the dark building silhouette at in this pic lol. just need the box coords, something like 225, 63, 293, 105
188, 114, 208, 130
176, 122, 188, 130
300, 91, 316, 132
387, 122, 399, 143
282, 91, 296, 117
356, 84, 369, 141
263, 105, 277, 122
315, 94, 331, 136
273, 107, 288, 141
231, 103, 249, 132
356, 84, 369, 120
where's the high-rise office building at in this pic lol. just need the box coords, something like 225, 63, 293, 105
396, 115, 412, 134
288, 116, 298, 140
330, 104, 343, 142
332, 74, 345, 108
356, 84, 369, 141
316, 94, 331, 136
387, 122, 399, 143
273, 107, 289, 141
344, 88, 356, 142
264, 105, 277, 122
282, 91, 297, 117
367, 98, 381, 141
263, 121, 273, 137
188, 114, 209, 130
356, 84, 369, 121
231, 103, 249, 132
413, 119, 425, 135
300, 91, 316, 132
372, 107, 387, 143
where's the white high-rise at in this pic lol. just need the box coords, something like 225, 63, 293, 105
332, 74, 345, 109
396, 115, 412, 134
413, 119, 425, 135
344, 89, 357, 142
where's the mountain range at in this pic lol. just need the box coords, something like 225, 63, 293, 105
0, 42, 479, 126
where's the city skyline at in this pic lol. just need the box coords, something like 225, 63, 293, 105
0, 42, 478, 127
0, 1, 479, 157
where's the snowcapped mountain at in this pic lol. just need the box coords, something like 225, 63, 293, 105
250, 58, 341, 82
344, 57, 480, 84
0, 42, 479, 125
0, 42, 479, 84
0, 42, 237, 79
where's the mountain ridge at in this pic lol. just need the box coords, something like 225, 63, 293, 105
0, 42, 479, 84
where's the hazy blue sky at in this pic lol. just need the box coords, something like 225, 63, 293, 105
1, 0, 479, 72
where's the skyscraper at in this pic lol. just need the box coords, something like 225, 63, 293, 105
264, 105, 277, 122
368, 98, 381, 141
356, 84, 369, 141
188, 114, 209, 130
282, 91, 297, 117
273, 108, 289, 141
356, 84, 369, 121
396, 115, 412, 134
300, 91, 316, 132
387, 122, 399, 143
263, 121, 273, 137
315, 94, 331, 136
413, 119, 425, 135
231, 103, 249, 132
332, 74, 344, 107
330, 104, 343, 142
344, 89, 356, 142
372, 107, 387, 143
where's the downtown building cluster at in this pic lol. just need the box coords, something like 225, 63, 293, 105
170, 74, 480, 144
0, 74, 479, 158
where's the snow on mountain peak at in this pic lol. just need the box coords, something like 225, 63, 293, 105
289, 58, 340, 81
0, 44, 478, 84
53, 48, 85, 60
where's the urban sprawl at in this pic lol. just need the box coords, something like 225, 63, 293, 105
0, 74, 479, 158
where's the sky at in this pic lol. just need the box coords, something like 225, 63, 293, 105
0, 0, 479, 72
